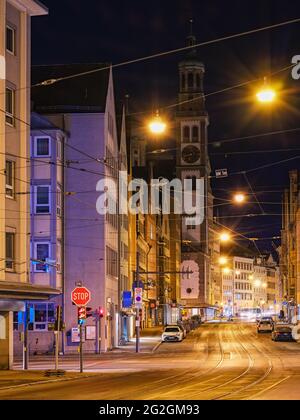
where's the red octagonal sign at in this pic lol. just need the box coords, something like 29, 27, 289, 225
71, 287, 91, 307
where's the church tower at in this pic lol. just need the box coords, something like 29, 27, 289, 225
176, 23, 213, 314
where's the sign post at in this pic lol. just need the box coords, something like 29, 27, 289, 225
71, 286, 91, 373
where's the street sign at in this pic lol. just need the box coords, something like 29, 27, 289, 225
122, 291, 132, 308
215, 168, 228, 178
134, 288, 143, 308
71, 286, 91, 307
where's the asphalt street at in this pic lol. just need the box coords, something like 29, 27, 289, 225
1, 322, 300, 400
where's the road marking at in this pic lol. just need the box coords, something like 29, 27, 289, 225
246, 375, 291, 400
152, 341, 163, 353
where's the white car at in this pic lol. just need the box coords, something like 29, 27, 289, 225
257, 320, 273, 333
162, 326, 183, 342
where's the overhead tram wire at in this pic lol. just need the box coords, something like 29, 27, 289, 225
32, 18, 300, 88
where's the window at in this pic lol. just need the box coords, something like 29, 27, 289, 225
192, 126, 199, 143
6, 26, 15, 54
183, 126, 190, 142
181, 74, 186, 90
106, 246, 118, 277
196, 74, 201, 89
34, 136, 51, 157
188, 73, 194, 88
57, 186, 62, 216
5, 87, 15, 126
35, 242, 50, 272
5, 160, 15, 198
5, 232, 14, 271
32, 303, 55, 331
35, 186, 50, 214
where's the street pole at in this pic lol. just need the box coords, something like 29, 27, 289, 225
55, 305, 61, 370
23, 303, 29, 370
54, 331, 59, 371
136, 251, 140, 353
79, 322, 83, 373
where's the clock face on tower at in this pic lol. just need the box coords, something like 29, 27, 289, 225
181, 145, 200, 164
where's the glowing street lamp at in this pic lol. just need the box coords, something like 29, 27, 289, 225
234, 193, 246, 204
256, 78, 277, 104
254, 279, 262, 288
223, 267, 231, 275
220, 232, 231, 243
148, 111, 167, 135
219, 257, 228, 266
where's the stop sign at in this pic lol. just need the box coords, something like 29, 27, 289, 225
71, 287, 91, 307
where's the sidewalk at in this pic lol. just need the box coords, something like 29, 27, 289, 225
113, 326, 163, 353
0, 370, 97, 391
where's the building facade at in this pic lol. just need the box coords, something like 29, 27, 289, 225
32, 63, 120, 353
0, 0, 59, 370
222, 254, 281, 317
281, 169, 300, 320
176, 32, 215, 319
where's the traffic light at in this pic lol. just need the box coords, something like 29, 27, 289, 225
86, 307, 93, 318
78, 307, 86, 325
99, 308, 104, 318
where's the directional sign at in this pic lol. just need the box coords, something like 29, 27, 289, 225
71, 286, 91, 307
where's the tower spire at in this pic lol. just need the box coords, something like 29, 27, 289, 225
186, 18, 196, 47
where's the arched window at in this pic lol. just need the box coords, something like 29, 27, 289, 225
188, 73, 194, 88
183, 126, 190, 142
196, 74, 201, 89
192, 126, 199, 142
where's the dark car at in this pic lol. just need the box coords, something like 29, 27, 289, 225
272, 325, 295, 342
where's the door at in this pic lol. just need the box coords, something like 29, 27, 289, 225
0, 312, 9, 369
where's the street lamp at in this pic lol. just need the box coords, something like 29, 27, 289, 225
233, 193, 246, 204
220, 232, 231, 243
219, 256, 228, 266
256, 78, 277, 104
223, 267, 231, 275
148, 111, 167, 135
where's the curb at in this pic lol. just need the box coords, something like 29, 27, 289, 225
0, 373, 98, 392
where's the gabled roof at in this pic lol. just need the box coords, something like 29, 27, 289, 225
31, 112, 59, 130
31, 63, 111, 114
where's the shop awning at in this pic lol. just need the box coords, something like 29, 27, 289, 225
0, 281, 61, 301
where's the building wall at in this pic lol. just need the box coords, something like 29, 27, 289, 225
0, 0, 47, 369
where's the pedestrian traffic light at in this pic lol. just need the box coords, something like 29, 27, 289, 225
78, 307, 86, 325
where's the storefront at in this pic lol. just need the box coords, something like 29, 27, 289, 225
0, 282, 60, 369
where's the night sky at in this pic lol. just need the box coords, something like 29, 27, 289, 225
32, 0, 300, 252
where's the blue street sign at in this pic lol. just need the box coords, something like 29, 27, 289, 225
18, 311, 24, 324
122, 291, 132, 308
29, 307, 35, 323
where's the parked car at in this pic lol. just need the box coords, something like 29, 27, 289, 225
162, 326, 184, 342
257, 320, 274, 333
191, 315, 202, 327
272, 325, 295, 342
166, 324, 187, 339
261, 316, 275, 326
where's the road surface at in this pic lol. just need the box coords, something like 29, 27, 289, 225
1, 322, 300, 400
